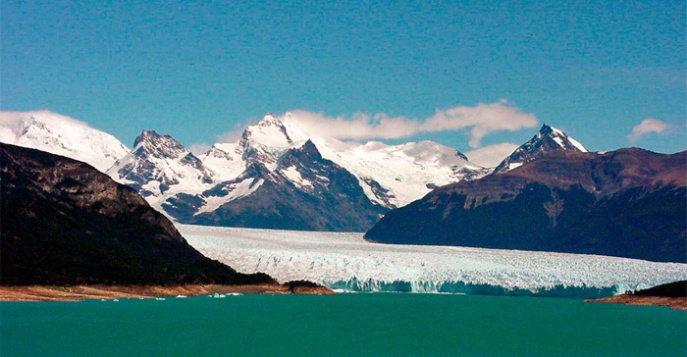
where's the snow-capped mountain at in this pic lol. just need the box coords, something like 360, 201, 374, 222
313, 138, 489, 208
111, 112, 487, 231
107, 130, 214, 198
201, 112, 488, 209
0, 110, 129, 172
493, 124, 588, 174
0, 110, 489, 231
184, 139, 387, 231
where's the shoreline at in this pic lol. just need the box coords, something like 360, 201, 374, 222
0, 284, 334, 302
4, 285, 686, 309
585, 295, 687, 310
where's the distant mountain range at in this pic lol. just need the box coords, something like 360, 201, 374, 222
1, 111, 489, 231
0, 143, 274, 286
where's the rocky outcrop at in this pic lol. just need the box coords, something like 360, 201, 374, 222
283, 280, 336, 295
633, 280, 687, 298
0, 143, 275, 286
366, 148, 687, 263
586, 281, 687, 310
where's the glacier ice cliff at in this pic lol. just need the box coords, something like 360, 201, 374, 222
179, 224, 687, 298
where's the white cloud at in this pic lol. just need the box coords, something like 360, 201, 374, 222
190, 125, 244, 154
289, 110, 420, 140
188, 143, 211, 155
465, 143, 519, 167
288, 102, 538, 148
420, 102, 538, 147
204, 102, 538, 150
217, 128, 244, 143
628, 118, 671, 142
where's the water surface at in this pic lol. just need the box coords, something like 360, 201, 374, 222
2, 294, 685, 356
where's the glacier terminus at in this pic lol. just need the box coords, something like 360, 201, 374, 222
179, 224, 687, 298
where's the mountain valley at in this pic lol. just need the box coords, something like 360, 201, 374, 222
1, 110, 685, 263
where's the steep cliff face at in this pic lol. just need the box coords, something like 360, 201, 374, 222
366, 149, 687, 263
0, 143, 274, 286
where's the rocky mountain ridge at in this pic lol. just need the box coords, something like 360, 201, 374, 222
103, 112, 490, 231
365, 148, 687, 263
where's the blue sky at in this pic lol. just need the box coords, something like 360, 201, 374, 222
2, 0, 685, 161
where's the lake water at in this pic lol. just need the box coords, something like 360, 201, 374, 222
2, 294, 685, 356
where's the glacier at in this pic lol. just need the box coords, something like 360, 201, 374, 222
179, 224, 687, 298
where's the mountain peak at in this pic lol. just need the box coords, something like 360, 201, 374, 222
241, 113, 309, 150
0, 110, 129, 172
537, 124, 588, 151
258, 113, 283, 127
109, 130, 212, 197
133, 130, 165, 146
256, 112, 299, 130
132, 130, 188, 158
493, 124, 588, 174
539, 123, 554, 135
293, 139, 322, 160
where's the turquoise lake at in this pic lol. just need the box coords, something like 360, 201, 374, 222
2, 294, 685, 356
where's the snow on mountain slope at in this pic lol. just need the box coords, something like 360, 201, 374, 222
202, 112, 487, 209
0, 110, 129, 172
1, 110, 485, 224
235, 113, 310, 171
149, 108, 466, 229
198, 113, 310, 181
314, 138, 489, 208
189, 139, 386, 231
107, 130, 213, 198
195, 177, 265, 215
200, 142, 246, 182
493, 124, 588, 174
179, 224, 687, 296
243, 113, 309, 149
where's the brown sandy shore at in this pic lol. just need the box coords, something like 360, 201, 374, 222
585, 295, 687, 310
0, 284, 334, 302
